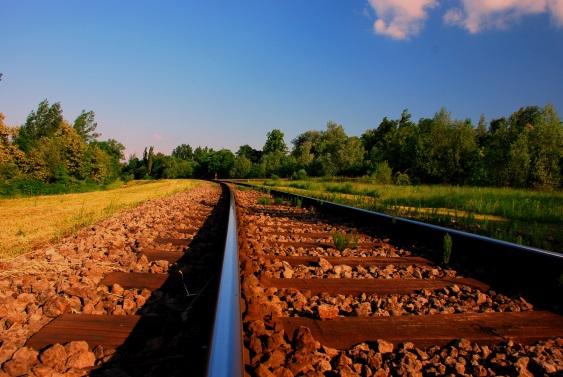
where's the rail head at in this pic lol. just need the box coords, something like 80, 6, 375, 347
206, 184, 242, 377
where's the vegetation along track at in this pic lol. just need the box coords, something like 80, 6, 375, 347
0, 181, 230, 376
234, 185, 563, 376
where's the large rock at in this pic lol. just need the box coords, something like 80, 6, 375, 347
318, 304, 339, 319
2, 347, 38, 376
66, 351, 95, 370
43, 296, 68, 318
375, 339, 394, 354
40, 343, 67, 372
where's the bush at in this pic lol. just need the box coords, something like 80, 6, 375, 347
372, 161, 393, 184
394, 172, 411, 186
291, 169, 308, 181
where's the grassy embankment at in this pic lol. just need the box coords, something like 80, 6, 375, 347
254, 179, 562, 252
0, 179, 203, 260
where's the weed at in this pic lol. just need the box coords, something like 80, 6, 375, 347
443, 233, 452, 265
292, 197, 303, 208
332, 231, 359, 251
274, 197, 284, 205
257, 196, 271, 205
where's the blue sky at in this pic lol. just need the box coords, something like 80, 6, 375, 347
1, 1, 562, 156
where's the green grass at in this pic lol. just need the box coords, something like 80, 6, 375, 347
251, 179, 563, 252
0, 178, 127, 198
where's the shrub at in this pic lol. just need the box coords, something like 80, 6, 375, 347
394, 172, 411, 186
291, 169, 308, 181
274, 197, 284, 205
372, 161, 393, 184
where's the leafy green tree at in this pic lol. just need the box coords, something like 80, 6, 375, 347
73, 110, 100, 142
172, 144, 194, 160
208, 149, 235, 178
508, 132, 530, 187
143, 146, 155, 177
527, 105, 562, 189
236, 144, 262, 163
17, 100, 63, 152
231, 155, 252, 178
263, 129, 287, 154
55, 123, 87, 179
89, 145, 111, 183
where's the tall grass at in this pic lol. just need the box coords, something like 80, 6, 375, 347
255, 179, 562, 252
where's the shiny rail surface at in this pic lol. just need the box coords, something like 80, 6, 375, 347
206, 184, 243, 377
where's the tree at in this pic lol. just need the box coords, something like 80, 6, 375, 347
208, 149, 235, 178
263, 129, 287, 154
0, 113, 26, 180
73, 110, 100, 142
172, 144, 194, 160
55, 122, 87, 179
17, 100, 63, 152
231, 155, 252, 178
143, 146, 155, 177
236, 144, 262, 163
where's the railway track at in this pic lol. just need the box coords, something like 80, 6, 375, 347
0, 183, 229, 376
1, 181, 562, 376
231, 184, 563, 376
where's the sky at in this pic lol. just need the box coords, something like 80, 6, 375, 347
0, 0, 562, 157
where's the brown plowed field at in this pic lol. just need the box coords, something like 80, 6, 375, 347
0, 182, 228, 377
236, 188, 563, 376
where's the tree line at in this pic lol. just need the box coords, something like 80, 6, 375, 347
127, 104, 562, 190
2, 100, 561, 194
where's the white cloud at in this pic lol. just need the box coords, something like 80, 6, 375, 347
367, 0, 563, 40
367, 0, 438, 40
444, 0, 563, 33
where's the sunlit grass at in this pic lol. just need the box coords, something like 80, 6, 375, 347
253, 179, 563, 251
0, 179, 205, 260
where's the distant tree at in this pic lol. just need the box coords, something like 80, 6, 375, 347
172, 144, 194, 160
236, 144, 262, 163
55, 122, 87, 179
291, 130, 321, 171
73, 110, 100, 142
17, 100, 63, 152
142, 146, 155, 177
508, 132, 530, 187
231, 155, 252, 178
208, 149, 235, 178
0, 113, 26, 180
263, 129, 287, 154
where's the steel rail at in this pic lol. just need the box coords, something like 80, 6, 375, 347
206, 184, 243, 377
223, 180, 562, 305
